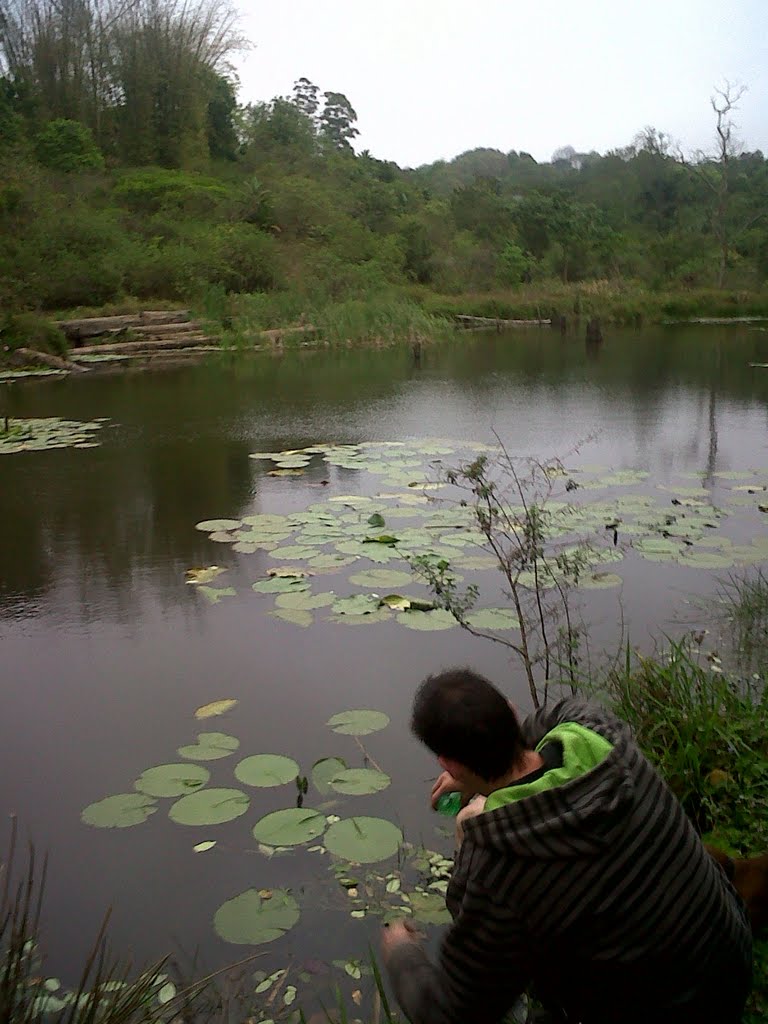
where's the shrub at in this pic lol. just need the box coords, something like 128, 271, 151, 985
0, 312, 68, 355
34, 119, 104, 173
200, 225, 283, 293
113, 168, 229, 215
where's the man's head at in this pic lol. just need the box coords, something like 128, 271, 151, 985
411, 667, 524, 783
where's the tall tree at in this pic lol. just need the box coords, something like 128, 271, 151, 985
318, 91, 358, 152
292, 77, 319, 124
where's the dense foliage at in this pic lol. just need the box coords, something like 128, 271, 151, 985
1, 0, 767, 320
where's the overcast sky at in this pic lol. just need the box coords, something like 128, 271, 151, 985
231, 0, 767, 168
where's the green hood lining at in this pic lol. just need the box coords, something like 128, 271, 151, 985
484, 721, 614, 810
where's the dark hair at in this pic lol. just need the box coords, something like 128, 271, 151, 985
411, 667, 524, 781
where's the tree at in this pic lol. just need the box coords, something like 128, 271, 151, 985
292, 77, 320, 123
206, 72, 238, 160
704, 82, 747, 288
318, 91, 358, 152
35, 117, 104, 170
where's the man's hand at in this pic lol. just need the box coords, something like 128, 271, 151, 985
380, 919, 423, 966
455, 794, 486, 846
431, 770, 471, 809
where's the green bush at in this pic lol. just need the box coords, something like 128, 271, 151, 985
199, 225, 282, 293
35, 119, 104, 173
0, 312, 68, 355
113, 168, 229, 215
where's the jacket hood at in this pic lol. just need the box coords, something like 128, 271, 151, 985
462, 700, 637, 859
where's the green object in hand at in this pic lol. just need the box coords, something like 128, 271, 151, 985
436, 792, 462, 816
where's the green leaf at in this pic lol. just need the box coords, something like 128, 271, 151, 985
309, 554, 357, 572
332, 594, 381, 616
185, 566, 228, 585
465, 608, 519, 630
214, 888, 300, 945
324, 816, 403, 863
169, 788, 249, 826
193, 841, 217, 853
348, 568, 413, 588
196, 519, 242, 533
195, 699, 238, 719
312, 756, 347, 794
379, 594, 411, 611
178, 732, 240, 761
252, 577, 310, 595
82, 794, 157, 829
330, 609, 393, 626
327, 710, 390, 735
275, 591, 336, 610
272, 608, 314, 627
252, 808, 327, 846
410, 892, 451, 925
396, 609, 457, 631
363, 535, 399, 546
235, 755, 300, 787
268, 545, 319, 560
198, 586, 237, 604
329, 768, 391, 796
134, 763, 210, 798
367, 513, 386, 528
158, 983, 176, 1004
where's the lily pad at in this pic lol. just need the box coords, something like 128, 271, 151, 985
678, 551, 735, 570
272, 608, 314, 627
324, 816, 403, 864
195, 699, 238, 720
82, 793, 158, 829
379, 594, 413, 611
312, 756, 347, 794
465, 608, 519, 630
169, 788, 249, 826
327, 710, 390, 736
329, 768, 391, 796
268, 545, 319, 560
332, 594, 381, 616
579, 572, 623, 589
134, 763, 210, 798
275, 591, 336, 610
178, 732, 240, 761
235, 755, 300, 788
198, 586, 237, 604
309, 554, 357, 572
196, 519, 242, 533
252, 808, 327, 846
410, 892, 451, 925
185, 566, 227, 585
193, 841, 217, 853
214, 888, 300, 945
367, 513, 386, 528
330, 608, 393, 626
252, 577, 310, 595
396, 609, 457, 631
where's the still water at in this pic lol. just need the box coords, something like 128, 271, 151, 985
1, 326, 767, 988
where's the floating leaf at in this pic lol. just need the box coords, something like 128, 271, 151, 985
272, 607, 314, 627
312, 757, 347, 794
252, 808, 327, 846
465, 608, 519, 630
275, 591, 336, 611
324, 816, 402, 863
134, 763, 210, 798
235, 754, 300, 788
214, 888, 299, 945
268, 567, 312, 578
196, 519, 241, 533
367, 513, 386, 528
178, 732, 239, 761
579, 573, 623, 590
329, 768, 391, 796
268, 545, 319, 560
410, 892, 451, 925
330, 609, 393, 626
252, 576, 310, 595
348, 568, 414, 588
158, 983, 176, 1005
396, 609, 457, 631
198, 586, 237, 604
169, 788, 249, 826
332, 594, 381, 616
379, 594, 412, 611
195, 699, 238, 720
363, 535, 399, 546
327, 710, 390, 736
82, 794, 157, 829
193, 841, 217, 853
309, 554, 357, 572
185, 566, 227, 585
678, 551, 735, 570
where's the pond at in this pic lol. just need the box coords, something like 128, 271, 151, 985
1, 325, 767, 1010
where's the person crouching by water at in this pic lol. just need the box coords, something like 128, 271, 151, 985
381, 668, 752, 1024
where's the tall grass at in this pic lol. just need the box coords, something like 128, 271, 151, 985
596, 638, 768, 850
718, 571, 768, 677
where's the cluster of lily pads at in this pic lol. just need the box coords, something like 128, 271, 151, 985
81, 702, 438, 949
0, 416, 107, 455
185, 441, 768, 630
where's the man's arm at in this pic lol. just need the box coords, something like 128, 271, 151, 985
384, 880, 531, 1024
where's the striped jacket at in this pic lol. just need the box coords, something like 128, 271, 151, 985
387, 698, 752, 1024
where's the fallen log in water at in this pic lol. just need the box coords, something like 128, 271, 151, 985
72, 336, 216, 356
57, 310, 192, 340
11, 347, 87, 372
454, 314, 552, 328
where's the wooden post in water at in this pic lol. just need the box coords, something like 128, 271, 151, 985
586, 318, 603, 343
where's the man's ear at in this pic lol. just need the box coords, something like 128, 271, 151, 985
439, 755, 466, 780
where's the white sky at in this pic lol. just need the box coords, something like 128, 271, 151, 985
231, 0, 768, 168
